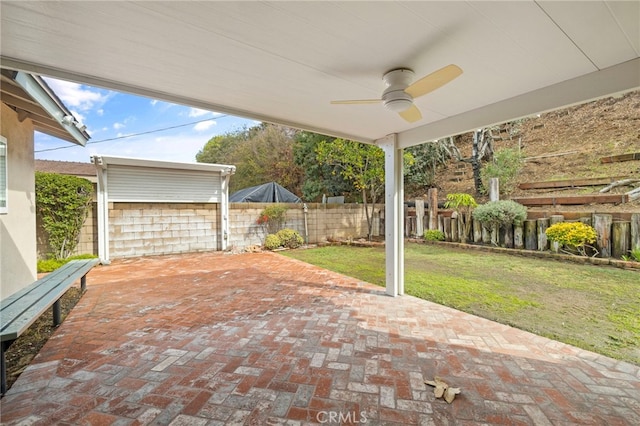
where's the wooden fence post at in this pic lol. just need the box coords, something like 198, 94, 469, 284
415, 199, 425, 238
443, 217, 451, 241
500, 225, 514, 248
473, 218, 483, 243
438, 214, 444, 233
550, 214, 564, 225
537, 218, 550, 251
579, 216, 592, 227
524, 219, 537, 250
593, 214, 613, 258
612, 221, 630, 259
428, 188, 438, 231
631, 213, 640, 250
514, 224, 524, 249
451, 217, 459, 242
482, 224, 491, 244
489, 178, 500, 202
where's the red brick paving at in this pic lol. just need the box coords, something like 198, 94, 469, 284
1, 251, 639, 425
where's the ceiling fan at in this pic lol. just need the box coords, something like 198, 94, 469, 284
331, 64, 462, 123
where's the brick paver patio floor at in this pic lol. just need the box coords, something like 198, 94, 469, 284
1, 252, 639, 425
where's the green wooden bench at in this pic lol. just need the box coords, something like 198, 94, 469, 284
0, 258, 99, 394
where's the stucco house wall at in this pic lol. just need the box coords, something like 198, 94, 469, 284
0, 102, 37, 299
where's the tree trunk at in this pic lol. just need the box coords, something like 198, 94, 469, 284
472, 130, 484, 194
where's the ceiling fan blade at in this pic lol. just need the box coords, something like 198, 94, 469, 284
398, 105, 422, 123
330, 99, 381, 105
405, 64, 463, 99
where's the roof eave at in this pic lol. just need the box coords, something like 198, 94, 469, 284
13, 71, 90, 146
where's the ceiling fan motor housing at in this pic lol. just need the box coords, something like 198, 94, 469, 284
382, 68, 415, 112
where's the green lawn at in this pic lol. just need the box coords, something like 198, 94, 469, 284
281, 242, 640, 365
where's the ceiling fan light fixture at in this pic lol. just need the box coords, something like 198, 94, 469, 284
384, 97, 413, 113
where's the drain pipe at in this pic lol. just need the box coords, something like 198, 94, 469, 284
303, 203, 309, 246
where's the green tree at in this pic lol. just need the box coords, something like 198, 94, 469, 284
35, 172, 93, 259
481, 147, 524, 195
405, 141, 450, 194
196, 123, 304, 195
444, 193, 478, 244
293, 131, 355, 201
315, 138, 386, 239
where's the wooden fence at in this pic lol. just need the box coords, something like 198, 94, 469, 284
404, 195, 640, 259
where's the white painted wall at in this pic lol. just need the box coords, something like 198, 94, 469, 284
0, 103, 37, 299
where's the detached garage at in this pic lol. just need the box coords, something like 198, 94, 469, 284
91, 155, 235, 263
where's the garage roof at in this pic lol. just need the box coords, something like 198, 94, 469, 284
1, 1, 638, 148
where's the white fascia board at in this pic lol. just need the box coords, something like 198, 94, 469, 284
13, 71, 90, 146
397, 58, 640, 149
90, 155, 236, 175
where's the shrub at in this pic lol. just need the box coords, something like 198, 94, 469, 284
623, 247, 640, 262
276, 228, 304, 249
481, 148, 524, 195
37, 254, 98, 273
264, 234, 282, 250
545, 222, 597, 256
444, 193, 477, 243
257, 204, 288, 234
424, 230, 445, 241
36, 172, 93, 260
472, 200, 527, 229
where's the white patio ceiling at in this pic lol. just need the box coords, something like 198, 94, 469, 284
1, 1, 638, 149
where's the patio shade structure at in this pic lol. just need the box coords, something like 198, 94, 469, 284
1, 1, 638, 296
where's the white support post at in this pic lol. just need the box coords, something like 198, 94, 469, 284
92, 156, 110, 264
377, 134, 404, 297
220, 171, 231, 251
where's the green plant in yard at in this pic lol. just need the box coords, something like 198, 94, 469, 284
622, 247, 640, 262
37, 254, 98, 273
257, 204, 288, 234
35, 172, 93, 260
472, 200, 527, 229
276, 228, 304, 249
264, 234, 282, 250
424, 230, 445, 241
481, 147, 524, 195
545, 222, 597, 256
444, 193, 478, 243
263, 228, 304, 250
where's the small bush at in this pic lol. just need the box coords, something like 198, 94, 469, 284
628, 247, 640, 262
264, 234, 282, 250
276, 228, 304, 249
37, 254, 98, 273
481, 148, 524, 195
472, 200, 527, 229
424, 230, 445, 241
545, 222, 597, 256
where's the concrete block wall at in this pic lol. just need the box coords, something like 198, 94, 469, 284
37, 202, 376, 258
228, 202, 376, 249
109, 202, 219, 258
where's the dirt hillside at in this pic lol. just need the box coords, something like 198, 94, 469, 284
430, 90, 640, 213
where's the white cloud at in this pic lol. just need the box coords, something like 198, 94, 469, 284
150, 99, 158, 106
97, 109, 104, 116
44, 78, 110, 112
188, 107, 212, 118
113, 122, 125, 130
194, 120, 216, 132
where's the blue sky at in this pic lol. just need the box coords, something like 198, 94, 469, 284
35, 78, 260, 163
